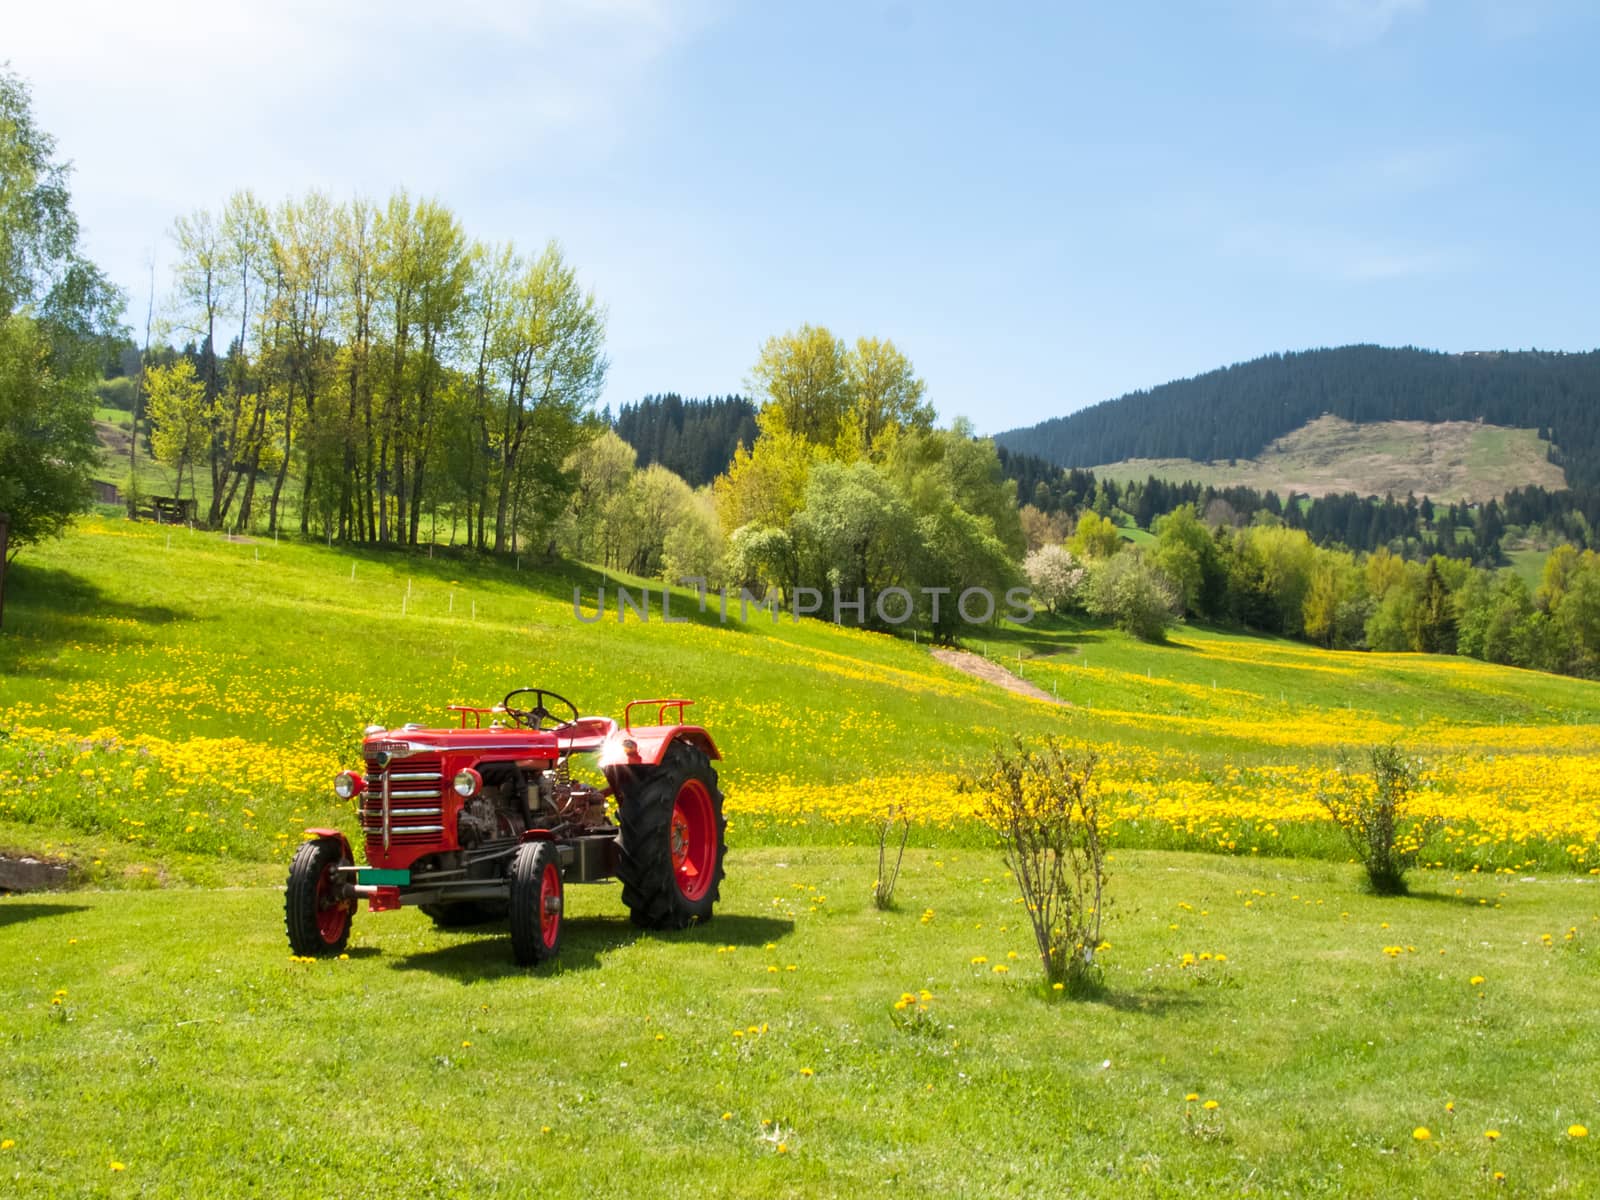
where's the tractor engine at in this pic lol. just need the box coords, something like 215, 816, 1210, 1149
535, 765, 611, 829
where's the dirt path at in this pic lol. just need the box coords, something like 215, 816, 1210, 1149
930, 649, 1068, 705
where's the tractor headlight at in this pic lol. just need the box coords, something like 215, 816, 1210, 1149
453, 768, 482, 799
334, 771, 366, 800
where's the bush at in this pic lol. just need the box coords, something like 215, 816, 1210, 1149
1317, 744, 1440, 895
1082, 551, 1180, 642
873, 805, 909, 910
972, 738, 1107, 995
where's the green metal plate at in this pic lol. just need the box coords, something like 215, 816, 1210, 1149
357, 868, 411, 886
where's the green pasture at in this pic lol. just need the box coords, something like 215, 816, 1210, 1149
4, 848, 1598, 1198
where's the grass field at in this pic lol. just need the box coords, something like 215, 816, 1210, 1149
3, 520, 1600, 1196
1087, 415, 1566, 502
4, 848, 1599, 1198
2, 518, 1597, 878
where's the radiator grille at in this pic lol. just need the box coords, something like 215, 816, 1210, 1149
360, 758, 448, 845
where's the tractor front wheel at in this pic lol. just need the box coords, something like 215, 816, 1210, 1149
509, 842, 564, 965
285, 837, 353, 956
616, 741, 726, 930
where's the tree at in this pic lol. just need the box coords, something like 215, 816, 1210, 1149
1153, 503, 1220, 617
748, 324, 852, 449
1082, 552, 1181, 642
1068, 510, 1122, 560
1024, 544, 1085, 614
0, 68, 125, 624
846, 336, 932, 455
792, 459, 920, 618
490, 242, 608, 553
559, 427, 636, 566
144, 359, 209, 499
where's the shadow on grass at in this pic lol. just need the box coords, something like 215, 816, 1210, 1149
387, 913, 797, 981
0, 901, 92, 928
1392, 888, 1493, 907
0, 563, 188, 679
1084, 988, 1205, 1015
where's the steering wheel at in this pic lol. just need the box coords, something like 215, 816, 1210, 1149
501, 687, 581, 732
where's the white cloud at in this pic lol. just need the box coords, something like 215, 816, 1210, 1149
5, 0, 715, 310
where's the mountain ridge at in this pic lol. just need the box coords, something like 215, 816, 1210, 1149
995, 345, 1600, 489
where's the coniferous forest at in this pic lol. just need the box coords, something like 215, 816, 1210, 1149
997, 345, 1600, 488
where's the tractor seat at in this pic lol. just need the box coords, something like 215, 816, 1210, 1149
558, 716, 617, 753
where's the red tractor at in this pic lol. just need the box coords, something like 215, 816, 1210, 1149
284, 690, 726, 965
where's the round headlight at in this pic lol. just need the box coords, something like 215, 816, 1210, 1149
334, 771, 365, 800
453, 768, 482, 798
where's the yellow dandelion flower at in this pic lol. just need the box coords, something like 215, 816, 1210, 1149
1484, 1130, 1500, 1141
1185, 1093, 1199, 1102
110, 1161, 126, 1171
799, 1067, 814, 1077
1204, 1100, 1219, 1111
1, 1139, 14, 1151
1413, 1127, 1431, 1141
992, 964, 1009, 974
1470, 975, 1485, 986
1569, 1124, 1589, 1138
721, 1112, 732, 1121
970, 956, 988, 965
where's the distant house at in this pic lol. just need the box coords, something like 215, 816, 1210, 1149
93, 481, 121, 505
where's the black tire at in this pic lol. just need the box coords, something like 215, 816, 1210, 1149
419, 901, 502, 929
616, 741, 727, 930
509, 842, 564, 965
285, 838, 353, 956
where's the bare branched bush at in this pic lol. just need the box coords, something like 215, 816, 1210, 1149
1317, 744, 1440, 895
874, 805, 910, 910
973, 738, 1107, 995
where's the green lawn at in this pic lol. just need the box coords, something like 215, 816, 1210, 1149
3, 847, 1598, 1197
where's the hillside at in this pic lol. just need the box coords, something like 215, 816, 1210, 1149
2, 519, 1596, 879
996, 345, 1600, 489
1087, 414, 1566, 502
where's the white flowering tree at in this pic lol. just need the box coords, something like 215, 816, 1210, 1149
1024, 544, 1086, 615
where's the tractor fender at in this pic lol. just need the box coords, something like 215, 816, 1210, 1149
596, 725, 721, 770
303, 828, 354, 863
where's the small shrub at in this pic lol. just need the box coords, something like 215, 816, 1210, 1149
873, 805, 909, 910
1317, 744, 1440, 895
972, 738, 1107, 995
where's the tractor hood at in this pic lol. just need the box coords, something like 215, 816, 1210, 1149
362, 727, 560, 763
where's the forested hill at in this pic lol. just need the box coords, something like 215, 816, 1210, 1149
613, 394, 758, 487
996, 346, 1600, 488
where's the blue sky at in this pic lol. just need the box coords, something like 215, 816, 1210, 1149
9, 0, 1597, 433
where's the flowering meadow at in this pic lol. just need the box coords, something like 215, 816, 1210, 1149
1, 519, 1597, 878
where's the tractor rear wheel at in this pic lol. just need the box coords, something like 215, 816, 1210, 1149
616, 741, 726, 930
509, 842, 563, 965
285, 837, 353, 956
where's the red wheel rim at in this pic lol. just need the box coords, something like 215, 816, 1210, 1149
539, 861, 562, 950
313, 861, 349, 944
671, 779, 716, 902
